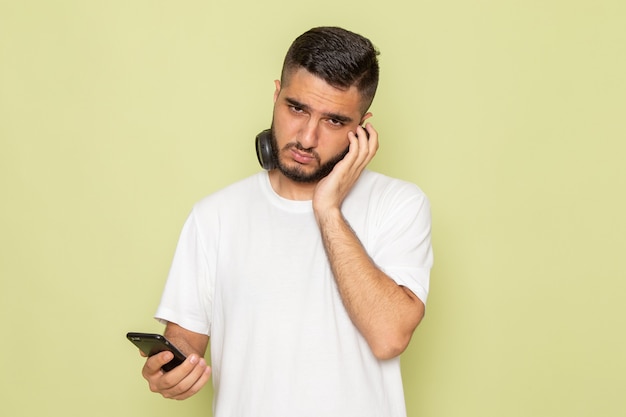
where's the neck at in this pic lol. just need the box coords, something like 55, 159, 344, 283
268, 170, 317, 201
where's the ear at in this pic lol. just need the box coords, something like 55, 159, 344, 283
273, 80, 281, 103
360, 112, 373, 125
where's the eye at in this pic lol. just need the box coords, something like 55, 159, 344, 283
289, 105, 304, 114
328, 118, 344, 127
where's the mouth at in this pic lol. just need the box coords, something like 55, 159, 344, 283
288, 147, 318, 165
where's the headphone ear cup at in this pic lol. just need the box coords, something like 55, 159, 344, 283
255, 129, 276, 170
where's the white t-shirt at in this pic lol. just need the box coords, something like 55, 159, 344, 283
156, 170, 433, 417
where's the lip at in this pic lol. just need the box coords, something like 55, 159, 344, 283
290, 148, 317, 164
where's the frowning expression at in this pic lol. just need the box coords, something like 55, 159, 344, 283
271, 68, 369, 183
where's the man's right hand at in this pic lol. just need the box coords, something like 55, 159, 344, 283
141, 349, 211, 400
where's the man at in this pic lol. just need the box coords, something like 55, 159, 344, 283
141, 26, 433, 416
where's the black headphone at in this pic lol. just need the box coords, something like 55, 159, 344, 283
255, 129, 276, 170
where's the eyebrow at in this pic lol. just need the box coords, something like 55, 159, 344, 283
285, 97, 354, 124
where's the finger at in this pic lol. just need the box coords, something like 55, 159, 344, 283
340, 131, 360, 165
352, 126, 373, 167
144, 352, 196, 394
142, 351, 174, 376
349, 127, 369, 153
365, 123, 379, 153
161, 356, 211, 399
170, 360, 212, 400
363, 123, 378, 144
359, 124, 378, 162
357, 124, 370, 142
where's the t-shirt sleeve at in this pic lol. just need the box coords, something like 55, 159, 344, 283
155, 208, 213, 335
375, 186, 433, 305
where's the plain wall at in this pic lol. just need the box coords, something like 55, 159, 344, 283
1, 1, 625, 416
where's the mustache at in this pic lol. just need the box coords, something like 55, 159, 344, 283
283, 142, 320, 162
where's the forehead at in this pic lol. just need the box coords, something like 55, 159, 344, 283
280, 68, 363, 119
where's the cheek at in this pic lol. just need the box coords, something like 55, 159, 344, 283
271, 115, 300, 153
271, 110, 287, 138
273, 108, 299, 133
320, 133, 350, 157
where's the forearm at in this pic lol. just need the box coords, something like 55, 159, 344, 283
316, 207, 424, 360
164, 322, 209, 358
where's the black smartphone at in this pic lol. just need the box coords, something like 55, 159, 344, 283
126, 332, 187, 372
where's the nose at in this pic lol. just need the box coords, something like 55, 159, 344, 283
297, 119, 319, 150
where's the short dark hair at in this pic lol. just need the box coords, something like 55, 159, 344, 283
281, 27, 380, 113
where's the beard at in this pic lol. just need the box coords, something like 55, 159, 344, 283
270, 128, 349, 183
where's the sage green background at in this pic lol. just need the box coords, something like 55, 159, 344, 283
1, 1, 625, 416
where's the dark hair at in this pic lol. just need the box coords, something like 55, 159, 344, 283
281, 27, 380, 112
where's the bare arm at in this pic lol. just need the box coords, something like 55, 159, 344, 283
163, 322, 209, 357
141, 322, 211, 400
316, 207, 424, 359
313, 124, 424, 359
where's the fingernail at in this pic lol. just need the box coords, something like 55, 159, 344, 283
189, 354, 198, 364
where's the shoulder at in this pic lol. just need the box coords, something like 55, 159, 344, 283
193, 172, 266, 212
352, 170, 429, 205
344, 170, 431, 230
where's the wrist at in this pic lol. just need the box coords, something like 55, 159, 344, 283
313, 205, 343, 226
